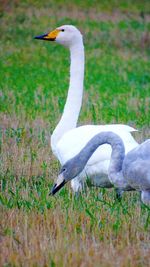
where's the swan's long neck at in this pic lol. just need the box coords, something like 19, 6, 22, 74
66, 132, 127, 188
51, 41, 84, 151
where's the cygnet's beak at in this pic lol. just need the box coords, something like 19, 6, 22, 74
50, 173, 66, 195
34, 29, 60, 41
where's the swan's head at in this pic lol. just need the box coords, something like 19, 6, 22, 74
50, 157, 83, 195
35, 25, 83, 48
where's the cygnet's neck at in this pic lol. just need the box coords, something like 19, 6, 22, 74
51, 40, 84, 152
66, 131, 129, 189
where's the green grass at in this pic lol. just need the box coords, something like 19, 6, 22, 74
0, 1, 150, 266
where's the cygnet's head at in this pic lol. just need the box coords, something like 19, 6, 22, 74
35, 25, 83, 47
50, 156, 83, 195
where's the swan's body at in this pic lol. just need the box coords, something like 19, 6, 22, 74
51, 132, 150, 205
35, 25, 138, 192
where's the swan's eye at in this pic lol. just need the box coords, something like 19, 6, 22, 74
61, 29, 65, 32
62, 167, 66, 172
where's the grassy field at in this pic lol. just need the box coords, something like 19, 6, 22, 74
0, 0, 150, 266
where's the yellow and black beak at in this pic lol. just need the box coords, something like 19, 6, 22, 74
34, 29, 60, 41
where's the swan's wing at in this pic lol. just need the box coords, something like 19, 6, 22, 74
123, 159, 150, 190
122, 140, 150, 190
124, 139, 150, 163
55, 124, 138, 166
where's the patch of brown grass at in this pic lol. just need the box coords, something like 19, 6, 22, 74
0, 114, 57, 180
0, 202, 150, 267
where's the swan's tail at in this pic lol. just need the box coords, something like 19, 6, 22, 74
113, 124, 138, 133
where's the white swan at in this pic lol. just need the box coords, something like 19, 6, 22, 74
35, 25, 138, 192
51, 132, 150, 205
